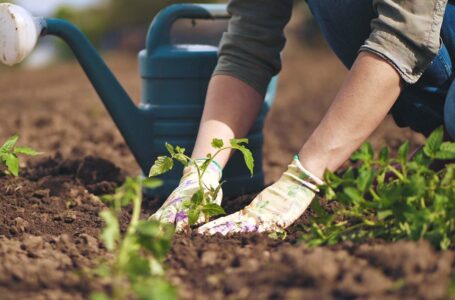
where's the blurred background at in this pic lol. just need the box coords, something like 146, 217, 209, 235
0, 0, 321, 68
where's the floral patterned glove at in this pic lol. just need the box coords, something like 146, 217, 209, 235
149, 159, 222, 231
197, 155, 323, 235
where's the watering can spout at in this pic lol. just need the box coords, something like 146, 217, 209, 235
42, 18, 149, 170
0, 3, 44, 65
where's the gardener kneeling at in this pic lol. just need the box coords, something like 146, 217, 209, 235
150, 0, 455, 234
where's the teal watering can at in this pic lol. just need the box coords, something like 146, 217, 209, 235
0, 3, 277, 197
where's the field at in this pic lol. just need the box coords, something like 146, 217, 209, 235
1, 11, 453, 300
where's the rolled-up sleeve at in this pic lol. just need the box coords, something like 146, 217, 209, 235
213, 0, 293, 96
360, 0, 448, 84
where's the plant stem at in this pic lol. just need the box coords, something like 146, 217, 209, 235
200, 147, 230, 178
116, 179, 142, 273
387, 165, 405, 181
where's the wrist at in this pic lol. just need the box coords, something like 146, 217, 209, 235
281, 155, 324, 194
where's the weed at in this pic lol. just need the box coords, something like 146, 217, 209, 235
91, 177, 177, 300
149, 138, 254, 226
0, 134, 41, 176
304, 127, 455, 250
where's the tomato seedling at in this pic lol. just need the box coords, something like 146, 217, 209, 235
304, 127, 455, 250
92, 177, 177, 300
149, 138, 254, 225
0, 134, 41, 176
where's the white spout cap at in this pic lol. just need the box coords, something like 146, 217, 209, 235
0, 3, 43, 66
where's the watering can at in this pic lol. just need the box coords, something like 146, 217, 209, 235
0, 3, 278, 197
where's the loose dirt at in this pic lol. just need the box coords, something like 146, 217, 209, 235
0, 8, 450, 300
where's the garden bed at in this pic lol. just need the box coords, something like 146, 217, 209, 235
0, 157, 453, 300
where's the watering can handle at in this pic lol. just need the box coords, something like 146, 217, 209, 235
146, 3, 229, 52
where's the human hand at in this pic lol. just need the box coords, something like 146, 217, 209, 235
149, 159, 222, 232
197, 156, 323, 235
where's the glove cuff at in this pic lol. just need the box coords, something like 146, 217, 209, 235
283, 155, 324, 193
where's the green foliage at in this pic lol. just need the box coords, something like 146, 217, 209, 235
149, 138, 254, 226
0, 134, 41, 176
94, 177, 177, 300
303, 127, 455, 250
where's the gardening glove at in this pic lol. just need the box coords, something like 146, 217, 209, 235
197, 155, 323, 235
149, 159, 222, 232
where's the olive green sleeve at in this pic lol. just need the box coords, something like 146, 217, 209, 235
213, 0, 293, 97
360, 0, 448, 84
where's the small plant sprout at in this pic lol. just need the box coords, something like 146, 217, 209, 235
149, 138, 254, 226
92, 177, 177, 300
304, 127, 455, 250
0, 134, 41, 176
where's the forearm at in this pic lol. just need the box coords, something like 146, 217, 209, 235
191, 75, 263, 168
299, 51, 403, 178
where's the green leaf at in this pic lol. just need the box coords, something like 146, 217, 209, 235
149, 156, 174, 177
398, 141, 410, 163
351, 143, 374, 163
230, 138, 248, 147
201, 203, 226, 217
357, 168, 375, 194
423, 127, 444, 158
124, 251, 152, 277
441, 164, 455, 186
174, 154, 188, 166
434, 142, 455, 160
209, 181, 225, 201
4, 153, 19, 176
133, 278, 177, 300
182, 200, 192, 209
92, 263, 111, 278
323, 171, 343, 189
191, 189, 204, 206
99, 209, 120, 251
230, 143, 254, 176
0, 134, 18, 153
136, 220, 174, 260
200, 159, 211, 173
175, 146, 185, 154
187, 209, 201, 225
142, 177, 162, 189
379, 147, 389, 164
377, 210, 393, 220
343, 187, 364, 203
14, 146, 42, 156
165, 143, 175, 155
211, 138, 224, 149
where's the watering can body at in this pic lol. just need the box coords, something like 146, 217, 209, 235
138, 4, 277, 196
0, 3, 277, 197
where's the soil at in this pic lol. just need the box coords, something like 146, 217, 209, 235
0, 8, 451, 300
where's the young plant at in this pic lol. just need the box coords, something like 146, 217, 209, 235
0, 134, 41, 176
303, 127, 455, 250
149, 138, 254, 225
91, 177, 177, 300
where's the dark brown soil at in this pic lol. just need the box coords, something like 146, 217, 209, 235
0, 8, 452, 300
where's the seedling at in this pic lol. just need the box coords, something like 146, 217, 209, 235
149, 138, 254, 225
91, 177, 177, 300
0, 134, 41, 176
303, 127, 455, 250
